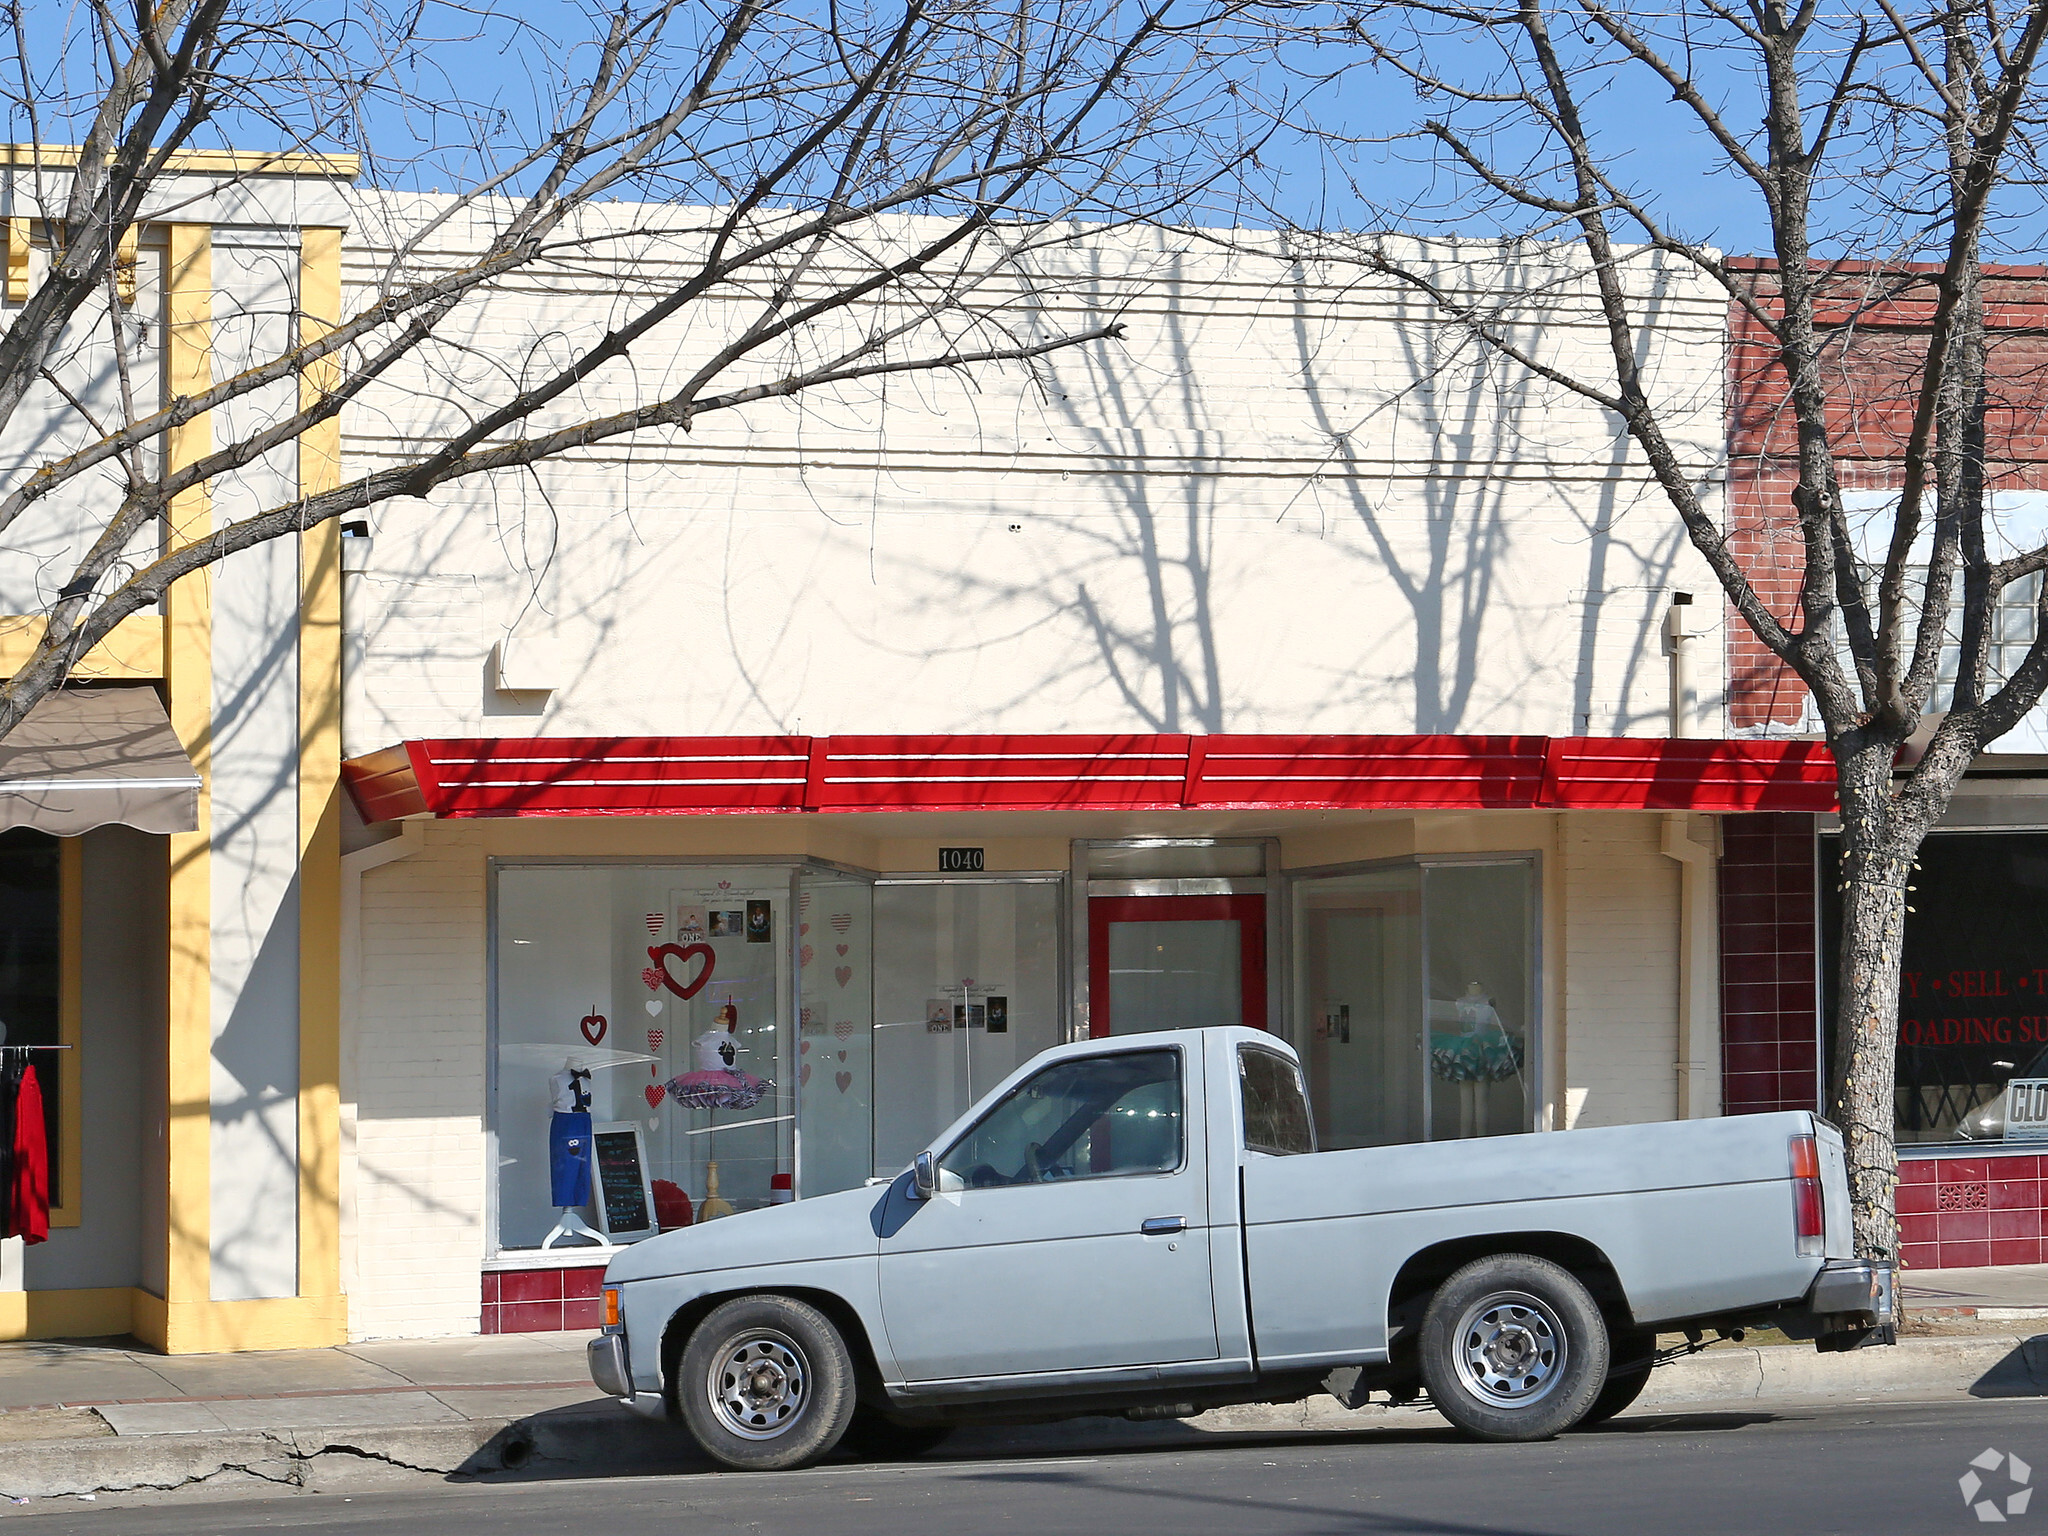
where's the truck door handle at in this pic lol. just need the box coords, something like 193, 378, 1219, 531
1141, 1216, 1186, 1235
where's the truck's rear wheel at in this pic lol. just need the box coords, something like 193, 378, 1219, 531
1418, 1254, 1608, 1442
677, 1295, 857, 1470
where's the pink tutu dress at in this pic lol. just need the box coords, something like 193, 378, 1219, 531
666, 1029, 771, 1110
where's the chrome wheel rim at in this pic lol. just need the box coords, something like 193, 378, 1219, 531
1454, 1290, 1567, 1409
706, 1329, 810, 1440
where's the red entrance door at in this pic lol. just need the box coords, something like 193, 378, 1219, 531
1087, 895, 1267, 1037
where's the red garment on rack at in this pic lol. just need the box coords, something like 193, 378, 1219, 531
7, 1065, 46, 1245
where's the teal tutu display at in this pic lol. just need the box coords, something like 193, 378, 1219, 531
1429, 1029, 1525, 1083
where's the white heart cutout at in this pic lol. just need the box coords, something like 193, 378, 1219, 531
644, 999, 663, 1015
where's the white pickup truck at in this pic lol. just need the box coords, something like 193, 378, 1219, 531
588, 1026, 1895, 1470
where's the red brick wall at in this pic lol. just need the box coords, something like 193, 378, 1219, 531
1726, 263, 2048, 729
1719, 812, 1821, 1112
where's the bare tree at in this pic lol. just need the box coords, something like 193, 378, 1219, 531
0, 0, 1257, 733
1251, 0, 2048, 1257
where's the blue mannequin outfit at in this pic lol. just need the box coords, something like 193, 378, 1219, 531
549, 1066, 594, 1207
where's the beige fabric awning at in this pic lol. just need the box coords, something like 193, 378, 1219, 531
0, 688, 199, 835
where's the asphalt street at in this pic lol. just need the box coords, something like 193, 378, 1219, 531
15, 1396, 2048, 1535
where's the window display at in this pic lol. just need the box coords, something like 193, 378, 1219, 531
495, 865, 796, 1249
872, 880, 1063, 1179
1823, 831, 2048, 1145
1293, 858, 1535, 1148
796, 874, 873, 1199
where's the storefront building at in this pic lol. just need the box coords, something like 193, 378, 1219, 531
0, 150, 355, 1349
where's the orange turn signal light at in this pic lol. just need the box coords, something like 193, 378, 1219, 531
603, 1288, 620, 1328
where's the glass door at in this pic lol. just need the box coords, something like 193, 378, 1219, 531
1088, 894, 1268, 1036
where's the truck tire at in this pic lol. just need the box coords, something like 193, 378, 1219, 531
1418, 1254, 1609, 1442
1579, 1328, 1657, 1426
676, 1295, 857, 1471
840, 1406, 954, 1460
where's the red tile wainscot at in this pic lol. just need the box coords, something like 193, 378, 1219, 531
482, 1266, 608, 1334
1718, 814, 1820, 1115
1897, 1153, 2046, 1268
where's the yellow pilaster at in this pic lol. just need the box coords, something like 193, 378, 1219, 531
296, 228, 345, 1335
155, 222, 213, 1350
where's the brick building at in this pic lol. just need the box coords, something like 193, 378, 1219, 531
1722, 261, 2048, 1267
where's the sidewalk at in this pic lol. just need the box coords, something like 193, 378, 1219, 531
0, 1264, 2040, 1506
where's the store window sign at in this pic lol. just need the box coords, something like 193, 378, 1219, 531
2007, 1080, 2048, 1141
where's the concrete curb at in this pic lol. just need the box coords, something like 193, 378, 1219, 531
0, 1408, 701, 1501
6, 1335, 2047, 1502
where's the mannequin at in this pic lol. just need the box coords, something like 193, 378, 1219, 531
1452, 985, 1498, 1139
543, 1061, 603, 1248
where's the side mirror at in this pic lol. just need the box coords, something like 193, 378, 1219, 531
912, 1151, 937, 1201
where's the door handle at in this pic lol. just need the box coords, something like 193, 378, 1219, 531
1141, 1216, 1187, 1236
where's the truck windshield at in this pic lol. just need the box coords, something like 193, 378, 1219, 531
940, 1048, 1182, 1188
1240, 1046, 1315, 1155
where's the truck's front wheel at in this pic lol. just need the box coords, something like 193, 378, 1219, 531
677, 1295, 857, 1471
1418, 1255, 1608, 1442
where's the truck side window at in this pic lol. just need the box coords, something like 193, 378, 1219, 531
939, 1048, 1183, 1188
1240, 1046, 1315, 1155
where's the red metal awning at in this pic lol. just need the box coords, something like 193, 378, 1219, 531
342, 732, 1838, 823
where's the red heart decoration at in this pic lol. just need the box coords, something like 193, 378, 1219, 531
834, 965, 853, 988
833, 1020, 854, 1040
645, 1083, 666, 1109
800, 1040, 811, 1055
835, 943, 848, 957
837, 1050, 846, 1062
800, 923, 810, 936
580, 1011, 607, 1045
800, 1061, 812, 1087
835, 1071, 852, 1094
647, 942, 716, 1000
800, 944, 814, 968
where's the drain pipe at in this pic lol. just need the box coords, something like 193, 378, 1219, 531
1667, 592, 1699, 737
1661, 813, 1720, 1118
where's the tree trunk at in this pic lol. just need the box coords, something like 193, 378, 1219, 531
1830, 741, 1925, 1262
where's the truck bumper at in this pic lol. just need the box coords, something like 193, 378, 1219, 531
588, 1331, 632, 1398
1792, 1259, 1897, 1350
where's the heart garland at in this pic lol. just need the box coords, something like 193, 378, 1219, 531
643, 912, 664, 937
835, 1071, 853, 1093
645, 1083, 667, 1109
830, 913, 852, 934
834, 965, 853, 988
647, 942, 716, 999
835, 944, 848, 957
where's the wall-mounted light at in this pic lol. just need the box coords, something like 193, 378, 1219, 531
340, 519, 374, 573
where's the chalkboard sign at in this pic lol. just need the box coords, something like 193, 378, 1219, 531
592, 1122, 656, 1241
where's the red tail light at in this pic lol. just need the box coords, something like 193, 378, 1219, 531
1790, 1134, 1825, 1257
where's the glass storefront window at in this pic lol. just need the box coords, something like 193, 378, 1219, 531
796, 873, 872, 1199
494, 865, 801, 1249
872, 880, 1063, 1179
1292, 858, 1536, 1148
1823, 831, 2048, 1147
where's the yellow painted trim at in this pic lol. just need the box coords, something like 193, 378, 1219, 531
114, 225, 137, 305
297, 228, 345, 1312
49, 837, 82, 1228
132, 1291, 346, 1354
163, 223, 212, 1314
0, 614, 163, 679
0, 146, 358, 179
0, 1286, 135, 1341
4, 217, 27, 303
